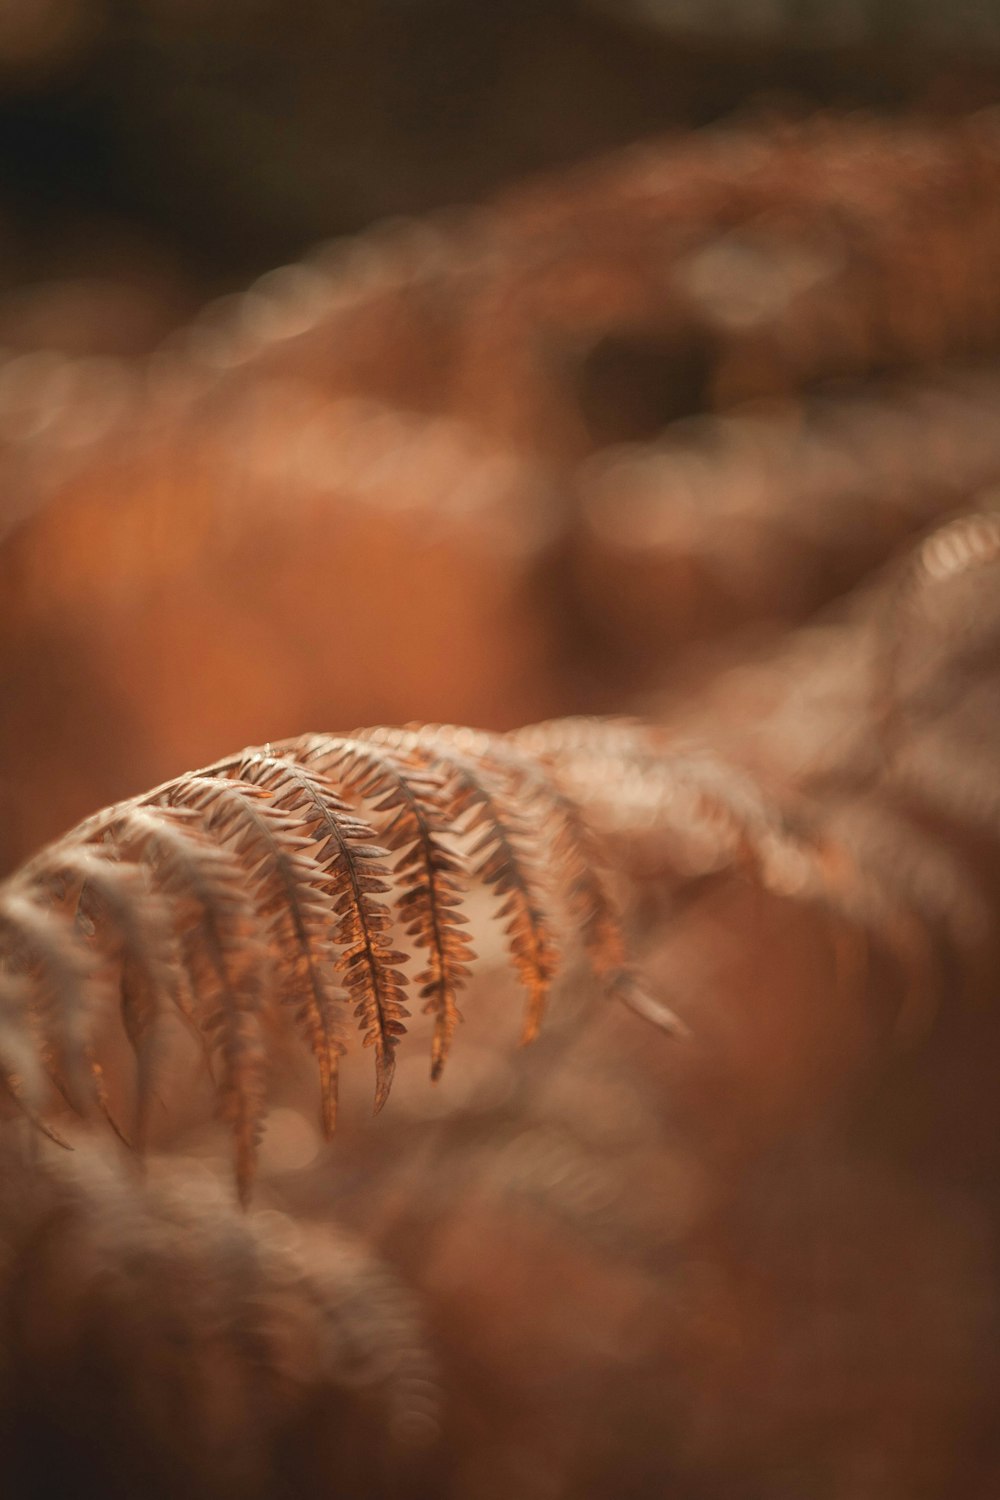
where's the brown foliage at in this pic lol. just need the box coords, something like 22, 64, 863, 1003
2, 519, 999, 1496
4, 87, 1000, 1500
0, 722, 664, 1201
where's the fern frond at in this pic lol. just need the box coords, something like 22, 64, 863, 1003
105, 802, 272, 1201
0, 720, 686, 1198
29, 844, 183, 1130
233, 750, 410, 1116
516, 716, 804, 891
877, 509, 1000, 758
422, 726, 655, 1031
0, 885, 119, 1136
0, 974, 70, 1148
516, 717, 968, 1044
0, 1139, 440, 1495
162, 767, 354, 1134
284, 734, 474, 1083
363, 725, 562, 1047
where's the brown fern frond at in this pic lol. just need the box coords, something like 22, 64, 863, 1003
362, 725, 563, 1047
876, 509, 1000, 759
160, 766, 354, 1135
516, 716, 804, 891
0, 974, 71, 1149
0, 884, 121, 1137
551, 721, 989, 1041
521, 766, 634, 1010
104, 802, 272, 1201
0, 720, 680, 1199
27, 843, 184, 1139
284, 734, 474, 1083
423, 725, 664, 1034
516, 718, 954, 1043
232, 750, 410, 1116
0, 1138, 440, 1497
435, 717, 821, 1039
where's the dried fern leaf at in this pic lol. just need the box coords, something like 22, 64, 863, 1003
0, 884, 117, 1133
28, 843, 183, 1148
0, 1141, 440, 1493
0, 974, 71, 1148
877, 510, 1000, 757
164, 766, 353, 1133
285, 734, 475, 1083
0, 719, 674, 1199
107, 803, 271, 1201
362, 725, 562, 1046
207, 751, 409, 1114
517, 717, 801, 889
437, 730, 646, 1022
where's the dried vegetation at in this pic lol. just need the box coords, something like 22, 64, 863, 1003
2, 54, 1000, 1500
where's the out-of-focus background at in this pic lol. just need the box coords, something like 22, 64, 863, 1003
4, 0, 1000, 868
